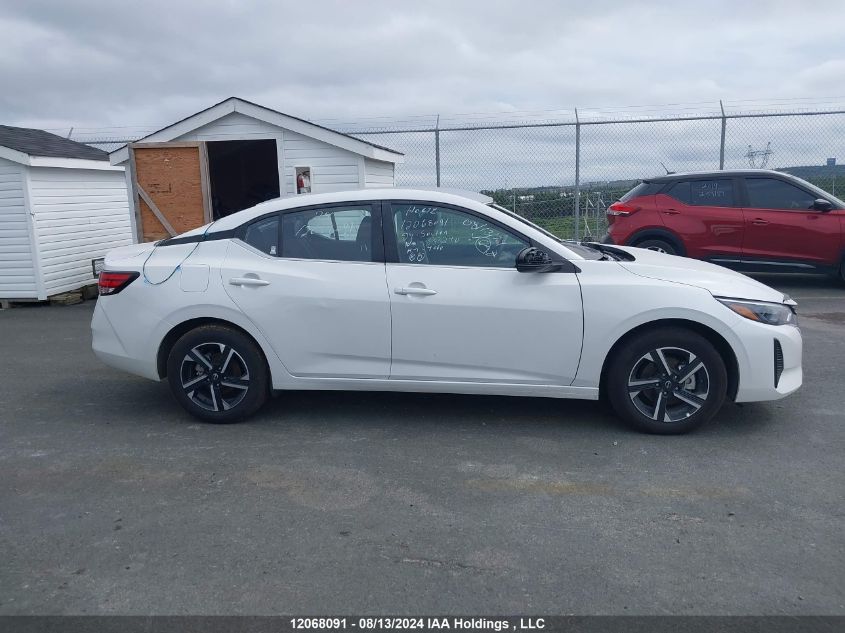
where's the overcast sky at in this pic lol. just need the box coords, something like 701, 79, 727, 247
2, 0, 845, 131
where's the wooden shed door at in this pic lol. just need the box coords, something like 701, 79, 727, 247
132, 145, 209, 242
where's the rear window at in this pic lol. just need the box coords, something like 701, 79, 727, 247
620, 182, 663, 202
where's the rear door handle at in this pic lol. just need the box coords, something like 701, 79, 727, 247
229, 277, 271, 287
662, 209, 680, 215
751, 219, 769, 226
394, 287, 437, 296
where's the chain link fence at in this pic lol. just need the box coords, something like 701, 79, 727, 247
69, 102, 845, 241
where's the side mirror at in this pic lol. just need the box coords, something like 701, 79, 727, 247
813, 198, 833, 212
516, 247, 561, 273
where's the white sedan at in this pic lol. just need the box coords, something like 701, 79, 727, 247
91, 189, 802, 434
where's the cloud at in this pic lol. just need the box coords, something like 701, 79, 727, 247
2, 0, 843, 129
1, 0, 842, 188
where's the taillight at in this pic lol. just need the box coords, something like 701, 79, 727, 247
98, 271, 139, 296
607, 202, 641, 216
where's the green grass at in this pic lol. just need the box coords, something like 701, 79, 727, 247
533, 216, 608, 240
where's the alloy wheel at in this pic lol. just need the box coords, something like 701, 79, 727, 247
627, 346, 710, 423
179, 342, 250, 412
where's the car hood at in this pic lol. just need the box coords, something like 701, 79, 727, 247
610, 246, 788, 303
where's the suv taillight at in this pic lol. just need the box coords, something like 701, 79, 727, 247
607, 202, 641, 216
98, 271, 139, 296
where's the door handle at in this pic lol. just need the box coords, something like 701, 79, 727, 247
751, 219, 769, 226
662, 209, 680, 215
229, 277, 271, 287
394, 286, 437, 296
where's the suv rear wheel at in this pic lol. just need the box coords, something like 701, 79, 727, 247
607, 328, 727, 434
633, 237, 678, 255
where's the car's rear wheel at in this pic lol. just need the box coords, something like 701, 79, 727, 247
606, 328, 727, 434
166, 325, 269, 423
633, 238, 677, 255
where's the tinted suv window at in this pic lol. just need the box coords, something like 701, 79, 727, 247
391, 204, 528, 268
666, 181, 690, 204
665, 179, 734, 207
746, 178, 817, 210
280, 205, 373, 261
243, 215, 279, 255
620, 182, 663, 202
690, 180, 734, 206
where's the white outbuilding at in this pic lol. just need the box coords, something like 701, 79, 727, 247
109, 97, 403, 242
0, 126, 131, 301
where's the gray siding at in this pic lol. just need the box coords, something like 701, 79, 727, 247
175, 111, 282, 141
0, 157, 37, 298
364, 158, 395, 188
29, 167, 132, 295
283, 130, 361, 195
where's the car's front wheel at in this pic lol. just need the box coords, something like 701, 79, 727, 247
606, 328, 727, 434
166, 325, 269, 423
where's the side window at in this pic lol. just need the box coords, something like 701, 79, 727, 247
391, 203, 528, 268
689, 179, 734, 207
746, 178, 817, 210
243, 215, 279, 255
666, 181, 690, 204
665, 180, 735, 207
620, 182, 663, 201
280, 205, 373, 262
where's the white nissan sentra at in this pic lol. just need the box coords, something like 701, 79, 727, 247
91, 189, 802, 434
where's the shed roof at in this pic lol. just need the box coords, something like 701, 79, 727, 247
109, 97, 404, 165
0, 125, 108, 161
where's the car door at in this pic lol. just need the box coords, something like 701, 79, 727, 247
741, 176, 842, 267
656, 178, 743, 260
220, 203, 391, 378
383, 201, 583, 385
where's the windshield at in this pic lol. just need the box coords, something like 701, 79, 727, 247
487, 203, 603, 259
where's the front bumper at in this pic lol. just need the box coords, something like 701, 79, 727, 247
733, 322, 802, 402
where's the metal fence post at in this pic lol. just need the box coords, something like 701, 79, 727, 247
574, 108, 581, 241
719, 100, 726, 170
435, 114, 441, 187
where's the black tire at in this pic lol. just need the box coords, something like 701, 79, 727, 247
606, 327, 727, 434
633, 238, 678, 255
839, 261, 845, 285
166, 325, 269, 423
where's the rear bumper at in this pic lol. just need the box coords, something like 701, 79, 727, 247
91, 300, 160, 381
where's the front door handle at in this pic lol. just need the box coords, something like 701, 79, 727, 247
751, 219, 769, 226
663, 209, 680, 215
394, 286, 437, 296
229, 277, 271, 287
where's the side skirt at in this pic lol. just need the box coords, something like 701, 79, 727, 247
273, 377, 600, 400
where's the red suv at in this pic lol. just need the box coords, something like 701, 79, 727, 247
603, 169, 845, 282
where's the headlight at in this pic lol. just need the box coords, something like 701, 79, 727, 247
716, 297, 797, 326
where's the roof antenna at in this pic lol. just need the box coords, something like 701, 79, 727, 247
660, 161, 674, 175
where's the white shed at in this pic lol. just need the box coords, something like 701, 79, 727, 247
0, 126, 131, 301
109, 97, 403, 242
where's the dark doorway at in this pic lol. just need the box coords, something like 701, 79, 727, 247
206, 139, 280, 219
